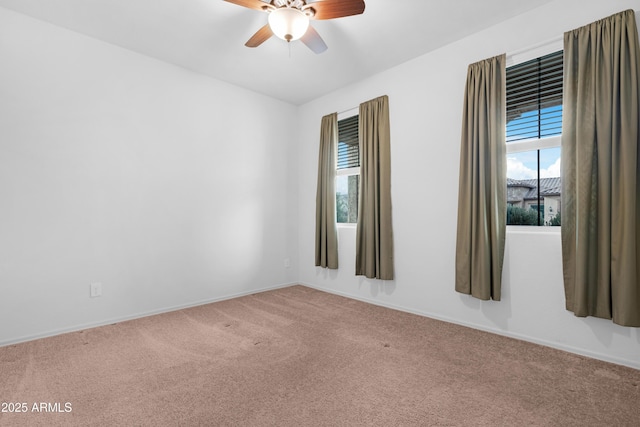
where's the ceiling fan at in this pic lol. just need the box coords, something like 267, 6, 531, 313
223, 0, 366, 54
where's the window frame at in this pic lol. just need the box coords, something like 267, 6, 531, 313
506, 40, 563, 231
336, 108, 360, 227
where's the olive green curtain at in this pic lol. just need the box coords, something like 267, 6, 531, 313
315, 113, 339, 269
561, 9, 640, 327
455, 54, 507, 301
356, 95, 394, 280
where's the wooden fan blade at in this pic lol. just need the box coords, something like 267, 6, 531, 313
301, 25, 328, 54
223, 0, 270, 12
306, 0, 365, 20
245, 24, 273, 47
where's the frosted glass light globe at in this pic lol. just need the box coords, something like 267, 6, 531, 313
268, 7, 310, 42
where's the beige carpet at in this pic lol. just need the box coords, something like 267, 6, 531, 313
1, 285, 638, 426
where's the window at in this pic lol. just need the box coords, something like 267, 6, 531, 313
506, 50, 563, 226
336, 114, 359, 224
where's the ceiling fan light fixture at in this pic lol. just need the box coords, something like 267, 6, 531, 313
268, 7, 309, 42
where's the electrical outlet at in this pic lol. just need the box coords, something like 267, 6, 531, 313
284, 258, 291, 268
90, 282, 102, 298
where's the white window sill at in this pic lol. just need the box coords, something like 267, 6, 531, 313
506, 225, 561, 235
337, 223, 357, 229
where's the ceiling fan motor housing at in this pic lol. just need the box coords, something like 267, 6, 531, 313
226, 0, 365, 53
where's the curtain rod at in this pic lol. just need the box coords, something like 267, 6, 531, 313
337, 106, 358, 119
507, 35, 563, 59
508, 8, 639, 59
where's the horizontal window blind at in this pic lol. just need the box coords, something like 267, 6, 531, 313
337, 115, 359, 169
506, 50, 563, 142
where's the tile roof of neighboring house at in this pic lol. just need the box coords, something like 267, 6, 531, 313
508, 177, 561, 200
507, 178, 534, 188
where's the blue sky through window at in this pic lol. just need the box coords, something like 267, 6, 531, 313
507, 105, 562, 142
507, 147, 561, 180
506, 105, 561, 180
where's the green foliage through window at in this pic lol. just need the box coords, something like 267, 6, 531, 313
507, 205, 540, 225
548, 211, 561, 226
506, 205, 561, 226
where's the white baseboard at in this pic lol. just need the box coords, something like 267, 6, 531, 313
6, 280, 637, 371
298, 282, 640, 371
0, 281, 297, 348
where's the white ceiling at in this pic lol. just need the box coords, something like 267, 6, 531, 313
0, 0, 556, 105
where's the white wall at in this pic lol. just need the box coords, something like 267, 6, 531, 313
297, 0, 640, 369
0, 7, 299, 344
